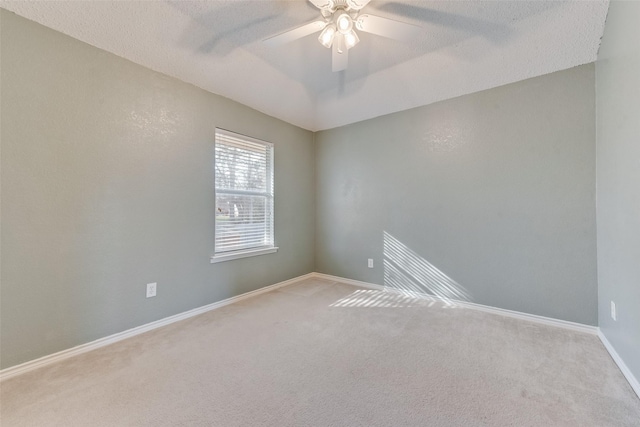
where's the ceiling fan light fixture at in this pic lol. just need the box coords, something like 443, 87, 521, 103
344, 29, 359, 49
266, 0, 426, 72
318, 24, 337, 48
335, 11, 353, 34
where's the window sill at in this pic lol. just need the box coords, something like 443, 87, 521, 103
210, 247, 279, 264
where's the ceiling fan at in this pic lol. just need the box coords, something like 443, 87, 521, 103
264, 0, 423, 72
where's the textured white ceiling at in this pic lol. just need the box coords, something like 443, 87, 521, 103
1, 1, 609, 131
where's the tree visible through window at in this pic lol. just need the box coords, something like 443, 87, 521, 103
214, 129, 274, 254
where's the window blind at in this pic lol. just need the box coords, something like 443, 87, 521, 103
215, 129, 274, 254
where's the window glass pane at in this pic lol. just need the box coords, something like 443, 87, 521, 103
215, 132, 271, 193
216, 194, 273, 252
214, 129, 274, 254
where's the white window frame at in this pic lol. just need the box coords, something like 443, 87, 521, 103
211, 128, 277, 263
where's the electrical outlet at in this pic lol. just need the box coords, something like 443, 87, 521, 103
146, 282, 157, 298
611, 301, 616, 321
368, 258, 374, 268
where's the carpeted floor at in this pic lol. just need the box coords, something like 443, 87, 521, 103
2, 277, 639, 426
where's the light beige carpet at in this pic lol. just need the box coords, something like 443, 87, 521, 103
2, 278, 639, 426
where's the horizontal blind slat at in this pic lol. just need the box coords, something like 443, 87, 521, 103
215, 128, 274, 254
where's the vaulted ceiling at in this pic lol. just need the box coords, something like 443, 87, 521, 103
1, 1, 609, 131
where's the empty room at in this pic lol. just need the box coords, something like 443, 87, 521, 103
1, 0, 639, 425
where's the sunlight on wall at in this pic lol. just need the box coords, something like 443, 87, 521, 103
329, 232, 472, 308
383, 231, 471, 304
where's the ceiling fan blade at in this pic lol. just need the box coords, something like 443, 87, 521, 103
332, 34, 348, 72
378, 3, 513, 44
263, 20, 327, 47
356, 14, 423, 43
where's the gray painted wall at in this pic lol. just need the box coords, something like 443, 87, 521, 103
0, 11, 315, 369
0, 8, 607, 372
596, 0, 640, 381
315, 65, 597, 325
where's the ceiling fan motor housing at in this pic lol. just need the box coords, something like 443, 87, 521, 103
320, 0, 368, 15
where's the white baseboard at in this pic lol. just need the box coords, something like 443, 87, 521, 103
598, 330, 640, 399
314, 272, 388, 292
6, 270, 633, 395
0, 272, 314, 382
313, 272, 598, 335
314, 273, 640, 397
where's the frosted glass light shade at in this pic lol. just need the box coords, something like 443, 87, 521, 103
335, 11, 353, 34
344, 29, 360, 49
318, 24, 337, 48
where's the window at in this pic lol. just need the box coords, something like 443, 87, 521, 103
212, 129, 276, 262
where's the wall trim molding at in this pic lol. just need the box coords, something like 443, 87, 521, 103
597, 329, 640, 399
8, 270, 635, 393
0, 272, 314, 382
313, 272, 598, 335
315, 273, 640, 398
